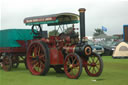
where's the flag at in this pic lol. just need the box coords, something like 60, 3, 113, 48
102, 26, 107, 32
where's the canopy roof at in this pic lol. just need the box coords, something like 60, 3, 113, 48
24, 13, 79, 26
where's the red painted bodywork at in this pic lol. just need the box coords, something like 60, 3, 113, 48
26, 35, 77, 65
0, 36, 76, 65
50, 48, 64, 65
0, 40, 27, 54
0, 47, 26, 53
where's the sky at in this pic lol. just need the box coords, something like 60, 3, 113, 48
1, 0, 128, 36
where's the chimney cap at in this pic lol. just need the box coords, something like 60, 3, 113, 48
78, 8, 86, 12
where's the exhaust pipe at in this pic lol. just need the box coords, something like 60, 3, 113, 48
78, 8, 86, 43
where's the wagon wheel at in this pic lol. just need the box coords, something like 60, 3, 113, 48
0, 55, 2, 69
64, 53, 82, 79
53, 66, 64, 73
27, 41, 50, 75
12, 56, 19, 68
2, 56, 12, 71
84, 52, 103, 77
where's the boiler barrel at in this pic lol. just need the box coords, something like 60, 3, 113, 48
63, 44, 92, 57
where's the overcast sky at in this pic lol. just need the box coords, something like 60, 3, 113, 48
1, 0, 128, 36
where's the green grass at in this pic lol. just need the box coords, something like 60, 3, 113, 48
0, 56, 128, 85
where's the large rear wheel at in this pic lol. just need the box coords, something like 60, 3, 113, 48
27, 41, 50, 75
64, 53, 82, 79
84, 52, 103, 77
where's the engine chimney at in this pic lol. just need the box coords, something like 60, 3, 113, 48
78, 8, 86, 43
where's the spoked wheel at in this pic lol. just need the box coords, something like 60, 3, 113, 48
12, 56, 19, 68
2, 56, 12, 71
27, 41, 50, 75
84, 52, 103, 77
0, 55, 2, 68
64, 53, 82, 79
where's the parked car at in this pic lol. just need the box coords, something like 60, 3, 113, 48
88, 40, 104, 55
99, 40, 123, 56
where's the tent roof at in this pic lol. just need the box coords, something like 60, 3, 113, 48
24, 13, 79, 26
112, 42, 128, 59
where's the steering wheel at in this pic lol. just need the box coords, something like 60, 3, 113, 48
32, 25, 42, 35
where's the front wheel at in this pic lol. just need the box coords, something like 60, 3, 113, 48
64, 53, 82, 79
84, 52, 103, 77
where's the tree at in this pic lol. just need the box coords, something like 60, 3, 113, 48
93, 28, 105, 36
49, 30, 59, 36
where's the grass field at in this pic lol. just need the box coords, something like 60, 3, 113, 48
0, 56, 128, 85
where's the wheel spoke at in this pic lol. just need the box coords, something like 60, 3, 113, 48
87, 63, 91, 66
37, 46, 41, 56
91, 56, 95, 63
29, 56, 35, 58
88, 66, 92, 71
71, 69, 74, 75
73, 62, 79, 67
95, 65, 100, 70
40, 60, 45, 69
40, 56, 45, 63
71, 56, 74, 63
39, 54, 45, 59
31, 60, 37, 65
88, 60, 92, 64
96, 63, 100, 65
95, 58, 99, 63
33, 44, 40, 57
68, 58, 72, 65
93, 67, 96, 73
72, 56, 77, 64
34, 48, 38, 56
32, 62, 38, 70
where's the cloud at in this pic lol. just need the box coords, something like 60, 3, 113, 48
1, 0, 128, 36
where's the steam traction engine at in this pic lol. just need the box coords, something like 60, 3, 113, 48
24, 8, 103, 79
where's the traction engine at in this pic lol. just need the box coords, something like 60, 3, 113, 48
24, 8, 103, 79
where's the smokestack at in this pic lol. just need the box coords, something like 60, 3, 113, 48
78, 8, 86, 43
